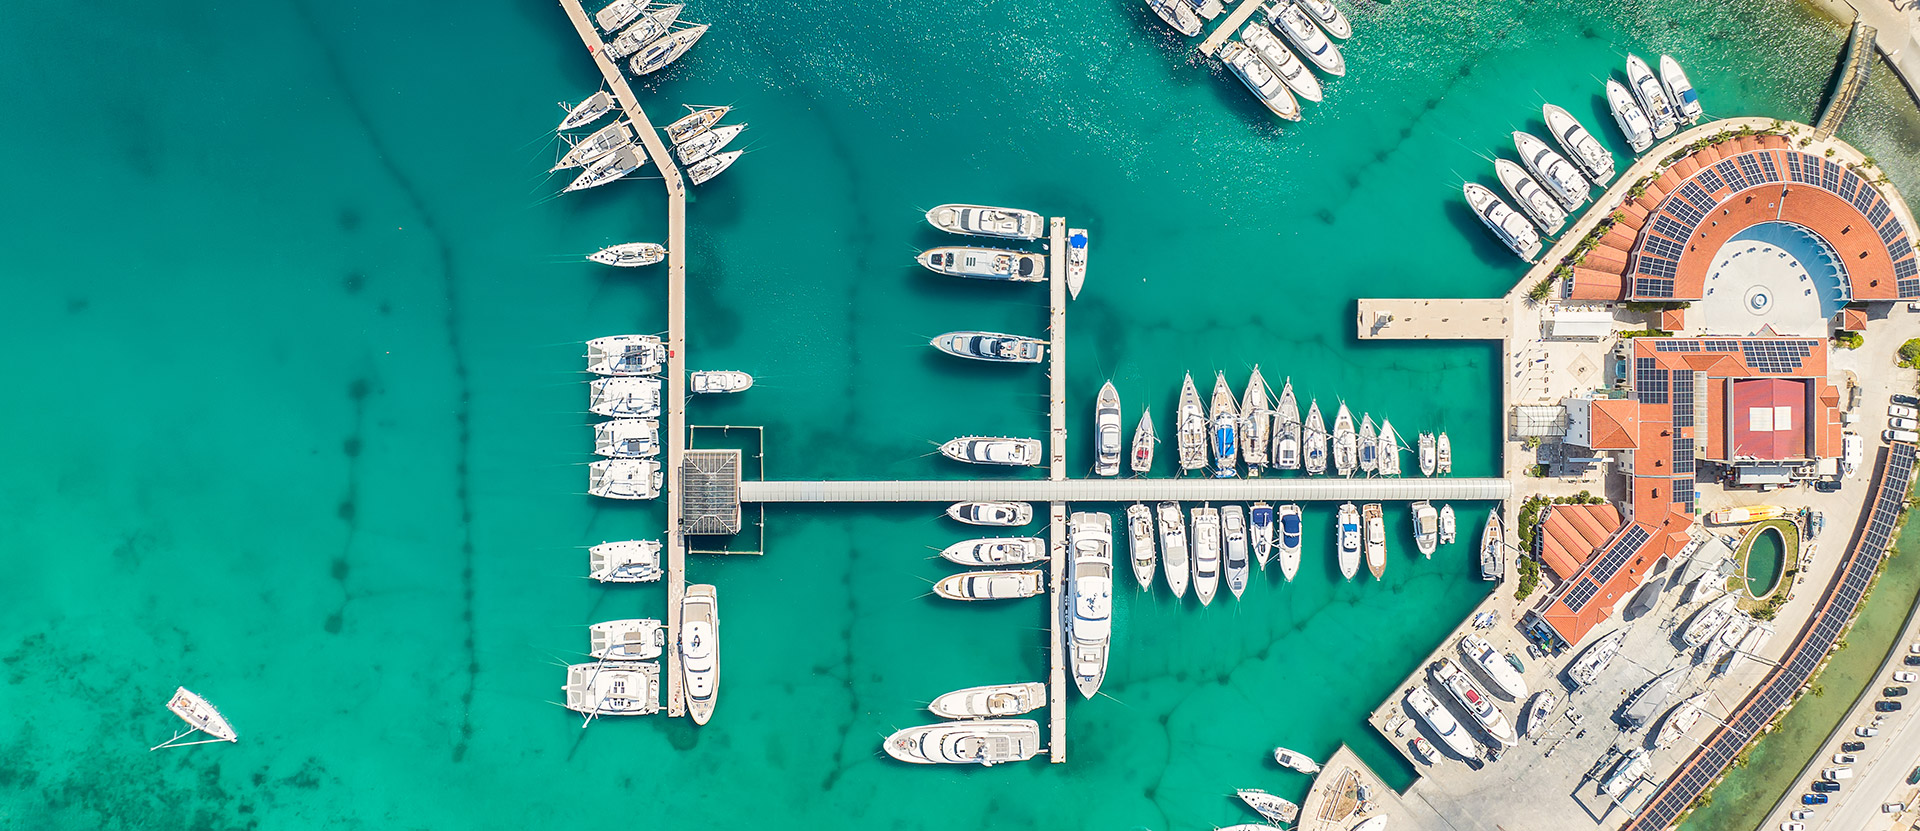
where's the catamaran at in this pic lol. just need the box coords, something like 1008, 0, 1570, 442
586, 334, 667, 376
1241, 367, 1271, 470
564, 145, 645, 193
1276, 503, 1302, 581
948, 501, 1033, 526
1303, 399, 1327, 474
1146, 0, 1202, 36
589, 539, 663, 583
1358, 414, 1378, 474
1095, 381, 1123, 477
590, 458, 663, 499
606, 5, 683, 59
1458, 634, 1526, 699
940, 537, 1046, 567
931, 331, 1045, 363
589, 376, 661, 417
1250, 502, 1274, 569
1464, 181, 1543, 261
1418, 432, 1437, 476
674, 122, 746, 166
1412, 501, 1439, 558
1177, 373, 1208, 473
884, 719, 1042, 765
558, 90, 615, 132
1269, 0, 1345, 76
1439, 503, 1456, 545
1544, 103, 1616, 183
1378, 418, 1401, 476
926, 204, 1044, 240
1132, 408, 1156, 474
933, 569, 1045, 601
686, 149, 741, 186
1606, 78, 1655, 153
563, 661, 660, 718
629, 24, 709, 76
940, 437, 1042, 466
1066, 228, 1088, 298
1363, 503, 1386, 579
1495, 158, 1567, 234
929, 683, 1046, 720
594, 418, 659, 458
1210, 372, 1240, 478
1626, 53, 1678, 138
552, 120, 634, 172
1241, 23, 1322, 103
1158, 501, 1190, 598
1222, 505, 1250, 599
1434, 658, 1516, 746
587, 241, 667, 268
1220, 41, 1301, 122
1297, 0, 1350, 39
920, 246, 1045, 282
151, 688, 239, 750
1480, 508, 1503, 581
589, 618, 666, 661
1332, 402, 1357, 476
1565, 628, 1626, 688
1127, 503, 1157, 590
1336, 502, 1361, 580
1437, 431, 1452, 474
1515, 131, 1590, 212
1407, 683, 1478, 758
1659, 54, 1702, 123
1191, 506, 1222, 606
1273, 378, 1302, 469
664, 105, 730, 144
681, 584, 719, 725
1069, 512, 1114, 697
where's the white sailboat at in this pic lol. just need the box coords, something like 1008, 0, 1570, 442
587, 241, 667, 268
558, 90, 615, 132
664, 105, 730, 144
1131, 408, 1157, 474
1303, 399, 1327, 474
1273, 379, 1302, 469
1240, 367, 1272, 470
1176, 373, 1207, 473
150, 688, 239, 750
629, 24, 709, 77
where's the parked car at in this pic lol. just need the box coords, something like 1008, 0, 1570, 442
1894, 417, 1920, 431
1886, 802, 1907, 814
1910, 765, 1920, 785
1792, 808, 1815, 820
1904, 655, 1920, 666
1781, 823, 1805, 831
1897, 671, 1918, 683
1858, 726, 1880, 737
1893, 405, 1919, 419
1813, 781, 1841, 793
1890, 686, 1910, 697
1823, 766, 1853, 780
1835, 753, 1858, 764
1844, 741, 1867, 752
1896, 393, 1920, 407
1880, 700, 1905, 712
1804, 793, 1830, 805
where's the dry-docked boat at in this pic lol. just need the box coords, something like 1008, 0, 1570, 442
1565, 628, 1626, 688
589, 618, 666, 660
590, 458, 663, 499
690, 370, 752, 393
152, 688, 240, 749
1524, 689, 1559, 738
1418, 432, 1438, 476
1653, 692, 1709, 749
1544, 103, 1616, 183
1210, 372, 1240, 478
1659, 54, 1702, 123
606, 5, 683, 59
594, 0, 643, 33
1619, 667, 1683, 728
933, 569, 1045, 601
1363, 502, 1386, 580
1332, 402, 1357, 476
1438, 503, 1457, 545
1434, 658, 1516, 746
1681, 594, 1737, 648
553, 120, 634, 172
926, 204, 1044, 240
1158, 501, 1191, 598
674, 123, 746, 166
1464, 181, 1543, 261
1095, 381, 1123, 477
1220, 41, 1301, 122
929, 683, 1046, 720
1272, 746, 1320, 773
1297, 0, 1350, 39
1237, 789, 1300, 825
1602, 749, 1650, 799
1626, 53, 1677, 138
883, 719, 1041, 765
1408, 683, 1478, 758
1703, 613, 1751, 669
931, 330, 1046, 363
1269, 0, 1345, 76
1066, 228, 1088, 298
587, 334, 667, 376
1410, 736, 1438, 764
1241, 368, 1272, 470
1495, 158, 1567, 234
1222, 505, 1250, 599
1177, 373, 1208, 472
630, 24, 709, 76
1146, 0, 1203, 37
1411, 501, 1439, 558
1378, 418, 1401, 476
562, 661, 660, 717
940, 436, 1042, 466
1359, 414, 1378, 474
594, 418, 660, 458
686, 149, 741, 186
1068, 511, 1114, 697
589, 539, 663, 583
1276, 503, 1302, 581
1459, 634, 1527, 699
1304, 399, 1328, 475
1336, 502, 1361, 580
1192, 506, 1222, 606
1606, 78, 1655, 153
920, 246, 1046, 282
940, 537, 1046, 567
1127, 503, 1157, 590
948, 501, 1033, 526
681, 583, 719, 724
590, 376, 662, 417
559, 90, 615, 132
1274, 379, 1302, 469
1436, 431, 1452, 473
1132, 408, 1156, 474
1242, 23, 1323, 103
1515, 131, 1590, 211
1250, 502, 1274, 569
664, 105, 730, 144
564, 145, 645, 193
1479, 508, 1503, 581
587, 241, 667, 268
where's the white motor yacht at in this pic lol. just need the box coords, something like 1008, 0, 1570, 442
1436, 431, 1452, 473
680, 584, 719, 725
690, 370, 753, 394
629, 25, 709, 76
1096, 381, 1123, 476
1363, 502, 1386, 579
1241, 23, 1323, 103
1276, 503, 1302, 581
664, 105, 730, 144
1158, 501, 1190, 598
940, 436, 1042, 466
1297, 0, 1350, 39
933, 569, 1045, 601
1659, 54, 1702, 123
1068, 511, 1114, 697
1464, 181, 1542, 261
674, 123, 746, 166
1127, 503, 1157, 590
932, 330, 1046, 363
588, 376, 662, 417
883, 719, 1041, 765
1272, 747, 1320, 773
594, 418, 660, 458
947, 501, 1033, 526
589, 458, 663, 500
919, 246, 1045, 282
1411, 501, 1439, 558
1250, 502, 1274, 568
588, 539, 663, 583
1418, 432, 1438, 476
1544, 103, 1616, 183
1434, 657, 1516, 746
686, 149, 741, 186
926, 204, 1045, 240
587, 241, 667, 268
1458, 634, 1527, 699
1407, 683, 1479, 758
589, 618, 665, 661
1626, 54, 1678, 138
1515, 131, 1590, 211
929, 683, 1046, 720
1191, 506, 1221, 606
586, 334, 667, 376
1146, 0, 1203, 36
1438, 503, 1457, 545
1222, 505, 1250, 599
1220, 41, 1301, 122
563, 661, 660, 717
1606, 78, 1655, 153
1336, 502, 1361, 580
940, 537, 1046, 567
1268, 0, 1345, 76
1495, 158, 1567, 234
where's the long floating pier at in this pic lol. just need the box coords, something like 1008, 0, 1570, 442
1044, 218, 1070, 763
739, 478, 1511, 502
553, 0, 692, 716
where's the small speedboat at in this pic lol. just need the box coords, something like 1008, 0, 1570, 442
926, 204, 1044, 241
1363, 503, 1386, 579
1411, 501, 1438, 558
1250, 502, 1274, 569
586, 334, 667, 376
929, 683, 1046, 720
1241, 23, 1323, 103
1145, 0, 1202, 36
1273, 378, 1302, 469
1418, 432, 1437, 476
1607, 78, 1655, 153
940, 537, 1046, 567
1660, 54, 1702, 123
1240, 367, 1271, 471
588, 539, 663, 583
940, 436, 1043, 466
1095, 381, 1123, 477
564, 145, 645, 193
1544, 103, 1616, 184
884, 719, 1041, 765
552, 120, 635, 172
587, 241, 667, 268
1515, 130, 1590, 212
1494, 158, 1567, 234
1131, 408, 1157, 474
1158, 501, 1190, 598
1177, 373, 1208, 472
947, 501, 1033, 527
629, 24, 709, 76
690, 370, 753, 394
562, 661, 660, 717
1210, 372, 1240, 478
920, 246, 1045, 282
1222, 505, 1250, 599
594, 418, 660, 458
589, 376, 662, 417
1438, 503, 1457, 545
1268, 0, 1345, 76
605, 5, 683, 59
1464, 182, 1543, 261
1436, 432, 1452, 474
1191, 506, 1222, 606
1220, 41, 1301, 122
664, 105, 730, 144
1276, 503, 1302, 581
589, 458, 663, 499
1626, 53, 1677, 138
558, 90, 614, 132
1127, 503, 1157, 590
674, 123, 746, 166
1237, 789, 1300, 824
1336, 502, 1361, 580
1066, 228, 1088, 298
589, 618, 666, 660
931, 331, 1045, 363
686, 149, 741, 186
1297, 0, 1350, 39
1273, 746, 1320, 774
1303, 400, 1327, 475
932, 569, 1045, 601
1411, 737, 1438, 764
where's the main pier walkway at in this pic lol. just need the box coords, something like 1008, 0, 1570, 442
739, 478, 1511, 503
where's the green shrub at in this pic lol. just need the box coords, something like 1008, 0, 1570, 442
1899, 338, 1920, 368
1515, 556, 1541, 601
1834, 331, 1863, 350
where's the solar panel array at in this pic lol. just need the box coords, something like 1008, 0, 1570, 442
1634, 359, 1669, 404
1561, 524, 1652, 613
1623, 148, 1919, 301
1740, 339, 1814, 373
1623, 442, 1918, 831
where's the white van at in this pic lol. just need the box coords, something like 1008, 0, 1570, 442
1886, 429, 1920, 443
1823, 766, 1853, 780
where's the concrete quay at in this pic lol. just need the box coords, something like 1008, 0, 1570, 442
1357, 299, 1509, 341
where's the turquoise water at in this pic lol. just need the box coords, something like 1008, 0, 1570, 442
1745, 526, 1787, 597
1, 0, 1916, 828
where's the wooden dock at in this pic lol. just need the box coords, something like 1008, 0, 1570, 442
553, 0, 693, 717
1045, 217, 1069, 762
1197, 0, 1268, 57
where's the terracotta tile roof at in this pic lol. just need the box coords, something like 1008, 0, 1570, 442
1588, 398, 1642, 449
1537, 503, 1623, 581
1570, 267, 1627, 300
1672, 157, 1701, 178
1839, 308, 1869, 331
1619, 202, 1649, 226
1661, 308, 1686, 330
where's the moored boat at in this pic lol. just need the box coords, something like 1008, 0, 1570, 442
1297, 0, 1350, 39
589, 375, 662, 417
1332, 402, 1357, 476
1177, 373, 1208, 472
1625, 53, 1677, 138
1146, 0, 1203, 36
1480, 508, 1503, 581
587, 334, 668, 376
587, 241, 667, 268
594, 418, 660, 458
1495, 158, 1567, 234
1095, 381, 1123, 477
1241, 23, 1323, 103
1222, 505, 1250, 599
1237, 789, 1300, 824
690, 370, 752, 394
605, 4, 683, 59
1127, 503, 1157, 590
629, 24, 709, 76
686, 149, 741, 186
1459, 634, 1527, 699
1068, 511, 1114, 697
1272, 746, 1320, 773
884, 719, 1041, 765
1336, 501, 1361, 580
1418, 432, 1438, 476
1436, 431, 1452, 474
940, 537, 1046, 566
926, 204, 1044, 240
1439, 503, 1457, 545
1268, 0, 1345, 76
929, 683, 1046, 720
1407, 683, 1479, 758
1515, 131, 1590, 212
562, 661, 660, 717
1659, 54, 1702, 123
564, 145, 645, 193
589, 618, 666, 660
1276, 503, 1302, 581
919, 246, 1046, 282
1274, 379, 1302, 469
153, 688, 240, 749
1250, 502, 1274, 569
590, 458, 663, 499
931, 330, 1046, 363
1066, 228, 1088, 298
1464, 181, 1543, 261
1544, 103, 1616, 183
1304, 400, 1328, 474
1241, 367, 1272, 470
947, 501, 1033, 526
1434, 657, 1516, 746
940, 436, 1042, 466
559, 90, 615, 131
1158, 501, 1190, 598
1378, 418, 1401, 476
553, 119, 633, 172
1358, 414, 1378, 474
1412, 501, 1439, 558
681, 584, 719, 725
1191, 506, 1222, 605
589, 539, 663, 583
1363, 503, 1386, 579
594, 0, 643, 33
1210, 372, 1240, 478
1220, 41, 1301, 122
673, 122, 746, 166
664, 105, 729, 144
1566, 628, 1627, 688
933, 569, 1046, 601
1606, 78, 1655, 153
1132, 408, 1157, 474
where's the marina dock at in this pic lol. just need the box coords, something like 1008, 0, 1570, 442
738, 478, 1511, 502
1045, 218, 1070, 763
1197, 0, 1268, 57
1356, 299, 1509, 341
554, 0, 693, 717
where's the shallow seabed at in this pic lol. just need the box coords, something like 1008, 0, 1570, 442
0, 0, 1916, 828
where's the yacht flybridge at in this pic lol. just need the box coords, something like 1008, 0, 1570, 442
926, 204, 1044, 240
940, 436, 1043, 466
920, 246, 1046, 282
931, 331, 1046, 363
